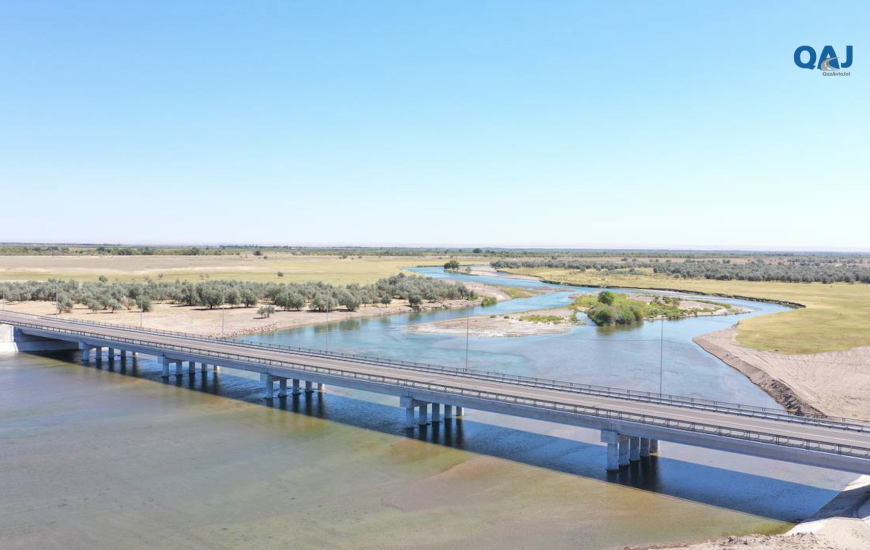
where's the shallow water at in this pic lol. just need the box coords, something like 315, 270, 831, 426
0, 269, 856, 550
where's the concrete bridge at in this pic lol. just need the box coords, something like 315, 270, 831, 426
3, 311, 870, 474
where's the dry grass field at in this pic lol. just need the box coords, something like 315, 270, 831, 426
0, 254, 461, 285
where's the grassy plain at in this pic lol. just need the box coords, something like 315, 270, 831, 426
0, 254, 462, 285
507, 267, 870, 354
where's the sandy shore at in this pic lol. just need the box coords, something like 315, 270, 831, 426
408, 307, 580, 338
695, 328, 870, 421
1, 280, 510, 338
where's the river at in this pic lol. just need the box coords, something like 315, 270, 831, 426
0, 268, 855, 550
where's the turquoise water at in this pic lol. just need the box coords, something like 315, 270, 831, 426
246, 266, 790, 407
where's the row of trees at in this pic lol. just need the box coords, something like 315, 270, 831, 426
491, 258, 870, 284
0, 273, 477, 314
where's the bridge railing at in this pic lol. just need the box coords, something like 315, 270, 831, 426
9, 311, 870, 433
9, 317, 870, 462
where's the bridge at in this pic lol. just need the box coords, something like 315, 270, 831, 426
3, 310, 870, 474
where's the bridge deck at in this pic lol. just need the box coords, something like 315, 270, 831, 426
3, 311, 870, 474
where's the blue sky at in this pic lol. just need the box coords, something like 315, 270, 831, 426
0, 1, 866, 249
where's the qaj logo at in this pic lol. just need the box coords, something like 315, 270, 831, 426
794, 46, 853, 74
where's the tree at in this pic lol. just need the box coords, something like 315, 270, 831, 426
198, 286, 225, 309
57, 292, 74, 313
408, 294, 423, 310
258, 305, 275, 318
106, 299, 123, 313
380, 293, 393, 305
98, 275, 108, 284
136, 296, 153, 312
241, 288, 258, 307
339, 290, 361, 312
84, 297, 101, 313
310, 293, 338, 312
226, 288, 241, 308
444, 260, 460, 270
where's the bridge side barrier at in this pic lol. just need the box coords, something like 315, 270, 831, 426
11, 312, 870, 433
10, 318, 870, 462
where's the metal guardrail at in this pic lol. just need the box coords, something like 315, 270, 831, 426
9, 317, 870, 462
7, 311, 870, 433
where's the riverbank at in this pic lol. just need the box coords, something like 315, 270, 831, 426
0, 280, 510, 338
695, 328, 870, 420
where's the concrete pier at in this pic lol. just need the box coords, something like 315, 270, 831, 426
161, 356, 170, 378
629, 436, 641, 462
602, 431, 628, 471
432, 403, 442, 423
444, 405, 453, 419
400, 397, 417, 428
418, 403, 428, 425
201, 362, 208, 373
305, 380, 313, 393
292, 379, 301, 395
263, 373, 274, 399
650, 439, 660, 454
640, 437, 651, 457
278, 377, 287, 397
188, 361, 196, 374
454, 406, 464, 417
174, 361, 182, 376
618, 437, 630, 467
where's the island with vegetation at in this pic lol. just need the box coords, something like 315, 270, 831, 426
571, 290, 744, 326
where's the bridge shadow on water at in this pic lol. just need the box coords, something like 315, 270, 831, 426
59, 350, 848, 524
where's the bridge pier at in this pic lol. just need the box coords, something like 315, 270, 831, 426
262, 373, 275, 399
640, 437, 651, 457
108, 348, 115, 363
650, 439, 659, 454
78, 342, 93, 361
160, 356, 170, 378
444, 405, 453, 419
629, 436, 641, 462
292, 379, 301, 395
432, 403, 442, 423
174, 361, 183, 377
602, 431, 629, 471
120, 349, 127, 362
304, 381, 313, 393
401, 397, 424, 428
278, 377, 288, 397
317, 383, 326, 393
188, 361, 196, 375
418, 403, 428, 425
454, 406, 464, 417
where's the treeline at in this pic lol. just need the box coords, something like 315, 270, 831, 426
0, 274, 476, 314
491, 258, 870, 284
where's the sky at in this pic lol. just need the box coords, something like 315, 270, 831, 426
0, 1, 867, 250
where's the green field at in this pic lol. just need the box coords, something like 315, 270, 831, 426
509, 267, 870, 354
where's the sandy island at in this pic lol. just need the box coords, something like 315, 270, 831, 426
408, 306, 581, 338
